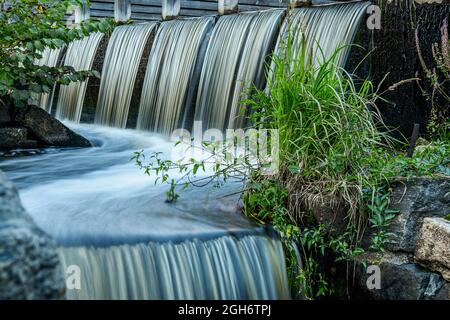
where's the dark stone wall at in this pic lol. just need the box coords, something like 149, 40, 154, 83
347, 0, 450, 140
80, 34, 110, 124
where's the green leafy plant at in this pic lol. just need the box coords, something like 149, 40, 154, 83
0, 0, 114, 118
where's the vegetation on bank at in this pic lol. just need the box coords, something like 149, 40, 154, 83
0, 0, 113, 119
135, 13, 449, 299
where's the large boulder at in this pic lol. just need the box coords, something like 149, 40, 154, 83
415, 217, 450, 281
14, 105, 91, 148
386, 177, 450, 252
0, 171, 65, 299
353, 252, 447, 300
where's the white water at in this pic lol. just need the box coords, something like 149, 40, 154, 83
137, 17, 214, 135
194, 9, 284, 130
274, 2, 369, 69
0, 124, 290, 299
56, 33, 104, 123
60, 235, 289, 300
95, 23, 158, 128
35, 47, 63, 112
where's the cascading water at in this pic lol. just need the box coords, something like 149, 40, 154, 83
95, 23, 158, 128
194, 9, 284, 130
274, 2, 369, 68
3, 2, 372, 300
55, 33, 104, 123
60, 235, 289, 300
0, 124, 290, 300
35, 47, 63, 112
136, 17, 215, 135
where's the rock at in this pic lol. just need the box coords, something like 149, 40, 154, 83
0, 127, 38, 149
0, 171, 65, 299
415, 217, 450, 281
386, 177, 450, 252
0, 100, 11, 125
353, 252, 447, 300
434, 282, 450, 300
0, 127, 28, 148
16, 105, 91, 148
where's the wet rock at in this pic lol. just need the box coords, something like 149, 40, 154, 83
16, 105, 91, 148
415, 217, 450, 281
0, 127, 28, 148
0, 101, 11, 125
353, 251, 447, 300
0, 171, 65, 299
386, 177, 450, 252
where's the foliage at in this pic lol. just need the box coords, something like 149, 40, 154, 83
0, 0, 114, 110
415, 18, 450, 138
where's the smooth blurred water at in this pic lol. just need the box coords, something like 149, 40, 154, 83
0, 123, 262, 247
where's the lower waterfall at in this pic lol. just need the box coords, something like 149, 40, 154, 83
59, 235, 289, 300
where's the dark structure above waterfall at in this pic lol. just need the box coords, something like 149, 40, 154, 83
88, 0, 290, 21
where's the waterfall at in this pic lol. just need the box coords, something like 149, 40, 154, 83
10, 3, 374, 301
194, 9, 284, 131
55, 33, 104, 123
35, 48, 63, 112
275, 2, 369, 68
137, 17, 215, 135
59, 234, 290, 300
95, 23, 158, 128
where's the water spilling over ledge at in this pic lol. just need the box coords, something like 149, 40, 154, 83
60, 235, 290, 300
2, 2, 375, 300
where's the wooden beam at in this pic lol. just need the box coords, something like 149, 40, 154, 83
407, 123, 420, 158
162, 0, 181, 20
218, 0, 238, 15
114, 0, 131, 22
75, 1, 91, 23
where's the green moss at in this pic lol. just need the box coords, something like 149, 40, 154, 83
445, 214, 450, 222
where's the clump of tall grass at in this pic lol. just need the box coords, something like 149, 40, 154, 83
246, 31, 392, 236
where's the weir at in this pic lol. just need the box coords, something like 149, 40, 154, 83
21, 2, 372, 300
